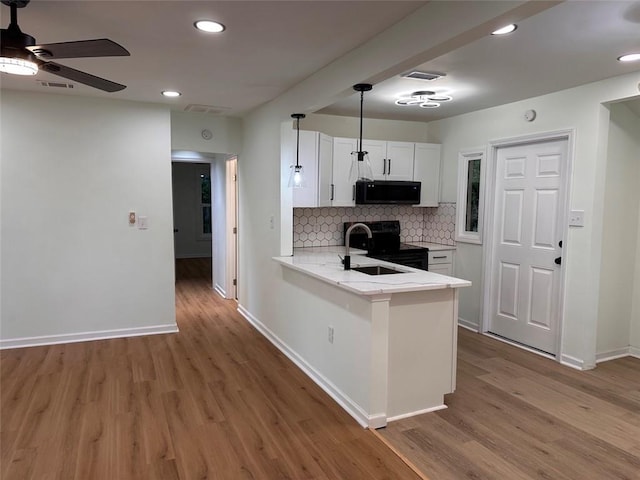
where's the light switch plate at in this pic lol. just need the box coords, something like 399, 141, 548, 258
129, 211, 136, 226
569, 210, 585, 227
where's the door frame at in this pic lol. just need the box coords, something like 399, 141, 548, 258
481, 129, 575, 360
225, 156, 238, 300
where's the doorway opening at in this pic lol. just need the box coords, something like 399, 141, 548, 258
171, 152, 238, 301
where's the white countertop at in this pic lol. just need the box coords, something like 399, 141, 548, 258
406, 242, 456, 251
274, 246, 471, 296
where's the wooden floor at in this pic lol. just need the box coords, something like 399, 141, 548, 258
379, 328, 640, 480
0, 258, 420, 480
4, 258, 640, 480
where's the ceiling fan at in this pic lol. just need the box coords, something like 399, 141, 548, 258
0, 0, 130, 92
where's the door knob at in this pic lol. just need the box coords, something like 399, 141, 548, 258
559, 240, 563, 248
555, 257, 562, 265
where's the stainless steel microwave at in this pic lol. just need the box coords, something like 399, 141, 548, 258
355, 180, 421, 205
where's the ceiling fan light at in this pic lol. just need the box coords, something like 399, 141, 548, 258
617, 53, 640, 62
419, 102, 440, 109
194, 20, 226, 33
0, 56, 38, 75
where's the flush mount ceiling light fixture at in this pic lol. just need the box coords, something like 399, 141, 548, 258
161, 90, 181, 97
289, 113, 306, 188
395, 90, 452, 108
617, 53, 640, 62
349, 83, 374, 183
194, 20, 225, 33
492, 24, 517, 35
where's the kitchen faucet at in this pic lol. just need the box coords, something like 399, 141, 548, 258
343, 223, 372, 270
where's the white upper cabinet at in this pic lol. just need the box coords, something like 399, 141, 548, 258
292, 131, 334, 208
363, 140, 415, 181
413, 143, 441, 207
317, 133, 333, 207
332, 137, 358, 206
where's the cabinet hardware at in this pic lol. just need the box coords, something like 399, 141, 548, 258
352, 184, 356, 201
559, 240, 563, 248
433, 255, 447, 259
388, 158, 391, 174
382, 158, 387, 175
330, 184, 335, 201
554, 257, 562, 265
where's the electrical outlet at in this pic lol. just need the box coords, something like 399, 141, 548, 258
328, 326, 334, 344
569, 210, 585, 227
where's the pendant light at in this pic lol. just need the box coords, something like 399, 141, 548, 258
348, 83, 374, 183
288, 113, 306, 188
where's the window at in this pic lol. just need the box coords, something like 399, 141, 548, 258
200, 173, 212, 236
456, 149, 485, 244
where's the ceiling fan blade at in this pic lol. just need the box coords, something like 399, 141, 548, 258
39, 61, 126, 92
27, 38, 129, 59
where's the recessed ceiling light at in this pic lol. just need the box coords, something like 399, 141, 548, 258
492, 24, 517, 35
618, 53, 640, 62
162, 90, 181, 97
194, 20, 226, 33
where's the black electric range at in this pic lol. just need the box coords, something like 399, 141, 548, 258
343, 220, 429, 270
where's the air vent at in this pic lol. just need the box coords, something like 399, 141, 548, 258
184, 104, 230, 115
401, 71, 445, 81
39, 81, 74, 89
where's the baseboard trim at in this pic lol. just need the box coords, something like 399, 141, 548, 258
560, 353, 595, 371
0, 324, 179, 350
597, 346, 640, 363
214, 284, 227, 299
458, 318, 479, 332
596, 347, 631, 363
386, 404, 447, 423
237, 304, 372, 428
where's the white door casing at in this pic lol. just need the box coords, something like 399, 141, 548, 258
487, 138, 568, 355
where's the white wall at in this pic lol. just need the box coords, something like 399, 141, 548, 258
0, 91, 176, 346
428, 73, 639, 367
302, 113, 429, 143
171, 111, 242, 155
172, 162, 212, 259
596, 102, 640, 358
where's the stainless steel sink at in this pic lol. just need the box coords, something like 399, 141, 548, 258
352, 265, 404, 275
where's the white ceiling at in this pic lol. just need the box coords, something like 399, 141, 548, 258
1, 1, 639, 121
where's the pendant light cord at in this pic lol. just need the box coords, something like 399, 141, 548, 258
358, 89, 364, 153
295, 115, 300, 168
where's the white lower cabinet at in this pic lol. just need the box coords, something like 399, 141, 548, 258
429, 249, 454, 276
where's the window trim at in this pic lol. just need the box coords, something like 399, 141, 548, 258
455, 148, 486, 245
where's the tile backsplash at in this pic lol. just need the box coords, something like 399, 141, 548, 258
293, 203, 456, 248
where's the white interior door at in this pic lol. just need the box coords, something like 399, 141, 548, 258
488, 139, 567, 354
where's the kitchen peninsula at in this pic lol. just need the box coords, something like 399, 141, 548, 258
270, 247, 471, 429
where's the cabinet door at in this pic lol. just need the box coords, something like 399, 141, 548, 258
362, 139, 387, 180
318, 133, 333, 207
414, 143, 441, 207
429, 263, 452, 276
386, 141, 415, 181
292, 130, 319, 208
332, 137, 357, 206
